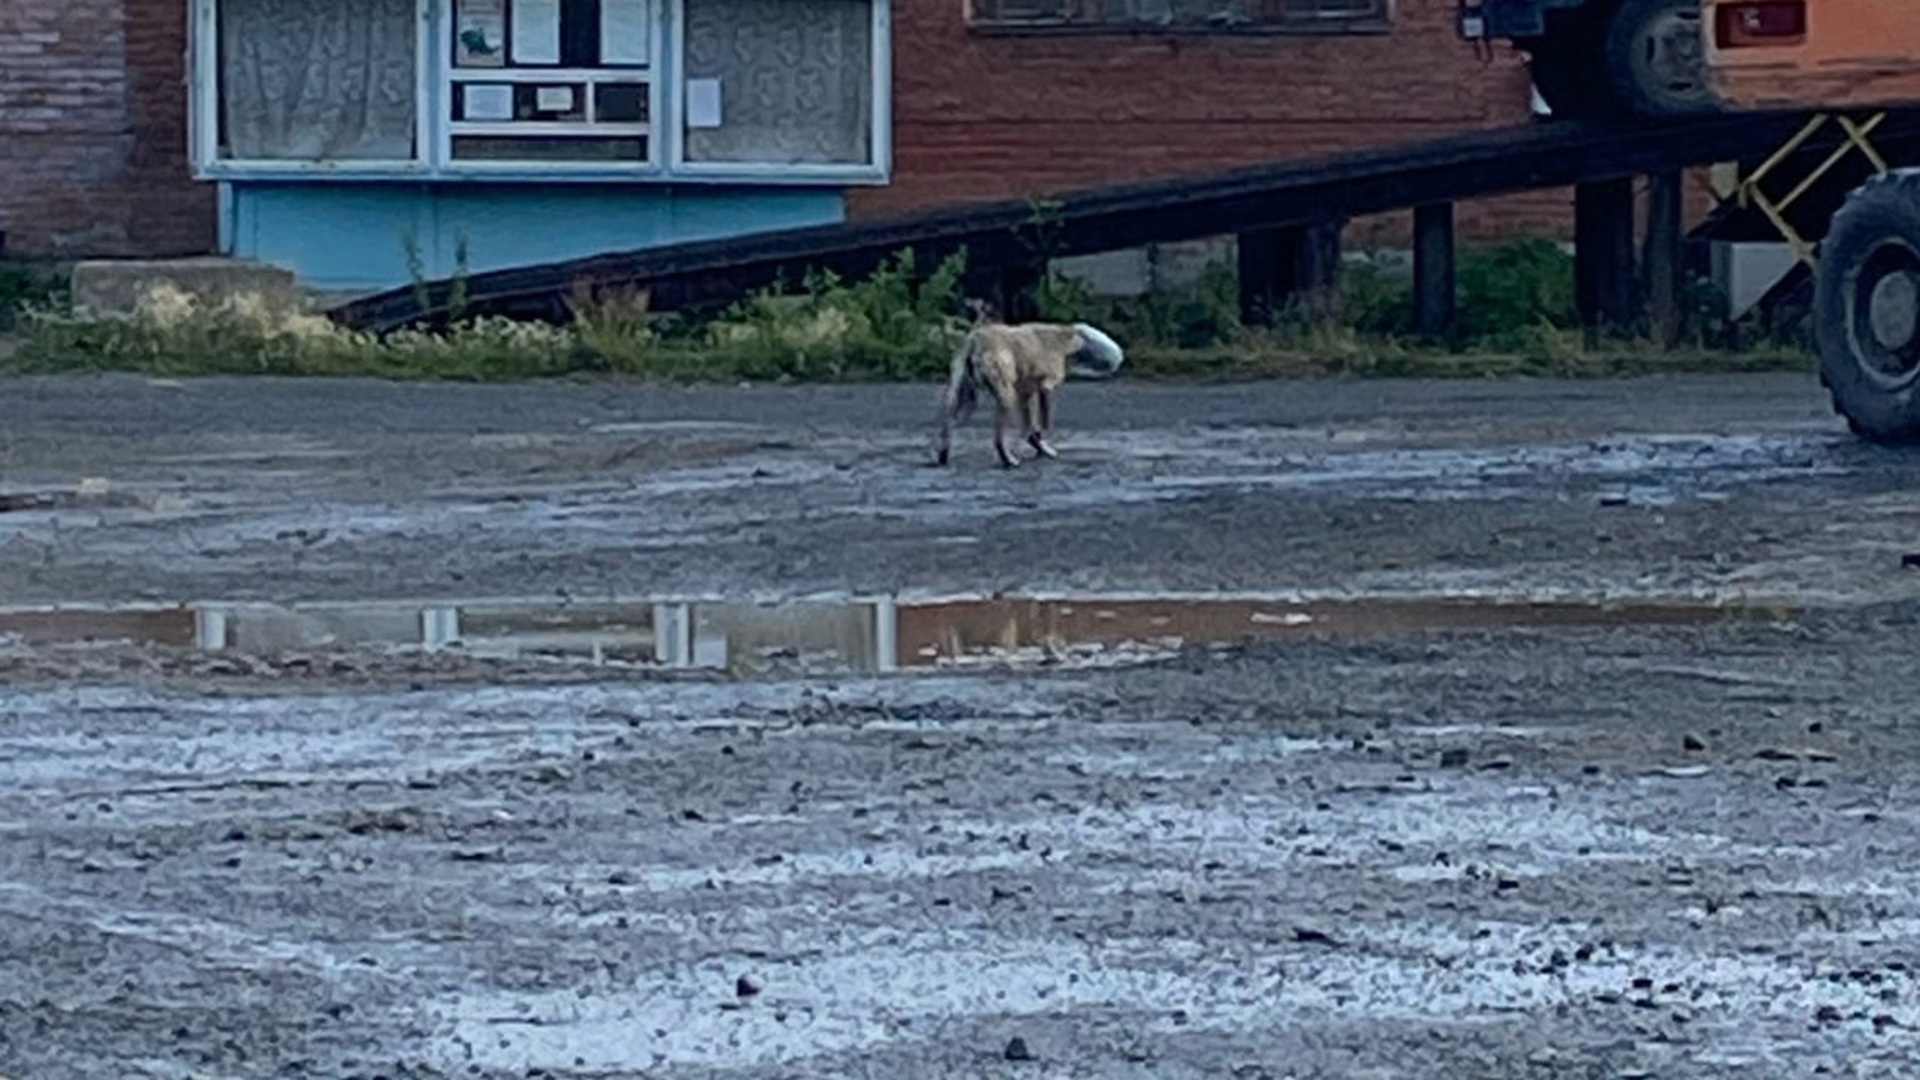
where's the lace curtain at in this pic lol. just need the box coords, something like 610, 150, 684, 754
219, 0, 419, 161
681, 0, 873, 166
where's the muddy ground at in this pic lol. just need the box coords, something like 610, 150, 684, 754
6, 372, 1920, 1079
3, 371, 1920, 605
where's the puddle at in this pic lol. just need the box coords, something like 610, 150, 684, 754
893, 595, 1791, 669
0, 590, 1799, 675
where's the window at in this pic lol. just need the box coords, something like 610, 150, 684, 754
192, 0, 889, 181
967, 0, 1389, 32
444, 0, 657, 167
211, 0, 424, 164
678, 0, 877, 168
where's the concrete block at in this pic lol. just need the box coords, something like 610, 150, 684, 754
69, 257, 302, 319
1054, 249, 1152, 297
1710, 241, 1799, 321
1151, 238, 1235, 290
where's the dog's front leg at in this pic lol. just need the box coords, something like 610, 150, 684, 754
1027, 386, 1059, 460
994, 398, 1022, 469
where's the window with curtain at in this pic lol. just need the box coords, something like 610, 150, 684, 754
680, 0, 875, 167
216, 0, 421, 162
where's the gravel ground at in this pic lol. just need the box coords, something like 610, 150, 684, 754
4, 372, 1920, 1079
2, 372, 1920, 605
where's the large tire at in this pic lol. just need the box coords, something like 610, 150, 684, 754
1601, 0, 1716, 116
1815, 172, 1920, 444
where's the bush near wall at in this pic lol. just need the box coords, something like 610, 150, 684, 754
3, 241, 1803, 382
0, 264, 68, 333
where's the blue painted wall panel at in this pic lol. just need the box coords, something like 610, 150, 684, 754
227, 183, 848, 294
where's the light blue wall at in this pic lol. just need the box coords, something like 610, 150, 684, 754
225, 182, 848, 294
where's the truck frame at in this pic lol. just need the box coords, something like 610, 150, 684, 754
1703, 0, 1920, 442
1458, 0, 1715, 118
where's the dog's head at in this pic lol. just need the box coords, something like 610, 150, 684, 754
1068, 322, 1125, 380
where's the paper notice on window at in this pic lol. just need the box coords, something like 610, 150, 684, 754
534, 85, 575, 112
456, 0, 507, 66
600, 0, 650, 66
463, 83, 515, 121
686, 78, 722, 129
512, 0, 562, 64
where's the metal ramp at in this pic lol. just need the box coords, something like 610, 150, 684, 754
328, 107, 1920, 337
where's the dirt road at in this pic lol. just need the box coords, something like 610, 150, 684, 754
5, 372, 1920, 1079
2, 371, 1920, 606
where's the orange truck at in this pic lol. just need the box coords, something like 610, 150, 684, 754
1703, 0, 1920, 441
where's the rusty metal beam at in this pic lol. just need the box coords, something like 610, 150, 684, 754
330, 108, 1920, 334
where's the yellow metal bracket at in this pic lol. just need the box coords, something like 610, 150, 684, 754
1734, 111, 1890, 269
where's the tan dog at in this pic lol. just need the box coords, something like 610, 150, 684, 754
932, 319, 1125, 468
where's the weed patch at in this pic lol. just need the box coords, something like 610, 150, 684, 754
4, 242, 1810, 384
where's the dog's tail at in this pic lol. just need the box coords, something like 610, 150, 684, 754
934, 330, 983, 465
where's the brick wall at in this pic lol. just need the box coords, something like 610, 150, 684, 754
855, 0, 1715, 246
0, 0, 213, 260
0, 0, 1710, 265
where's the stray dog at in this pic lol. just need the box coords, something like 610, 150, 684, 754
932, 319, 1125, 468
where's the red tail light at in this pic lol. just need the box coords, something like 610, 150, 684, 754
1716, 1, 1807, 46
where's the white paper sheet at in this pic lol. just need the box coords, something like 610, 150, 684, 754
463, 83, 515, 121
512, 0, 562, 64
600, 0, 651, 65
686, 78, 722, 129
534, 85, 575, 112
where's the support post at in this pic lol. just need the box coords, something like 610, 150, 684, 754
965, 248, 1044, 324
1412, 201, 1457, 338
1238, 219, 1344, 327
1237, 226, 1284, 327
1644, 169, 1685, 348
1293, 218, 1344, 324
998, 259, 1043, 323
1575, 177, 1638, 345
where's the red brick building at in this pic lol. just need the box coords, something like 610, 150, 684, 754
862, 0, 1592, 246
0, 1, 212, 259
0, 0, 1671, 282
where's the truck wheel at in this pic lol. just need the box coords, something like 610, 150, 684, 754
1601, 0, 1716, 116
1816, 173, 1920, 443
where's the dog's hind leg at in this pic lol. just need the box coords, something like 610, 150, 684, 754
991, 382, 1025, 469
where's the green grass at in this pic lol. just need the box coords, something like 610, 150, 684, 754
0, 241, 1813, 383
0, 263, 67, 334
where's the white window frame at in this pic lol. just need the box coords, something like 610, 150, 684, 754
664, 0, 892, 185
189, 0, 435, 178
189, 0, 892, 185
434, 0, 665, 177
